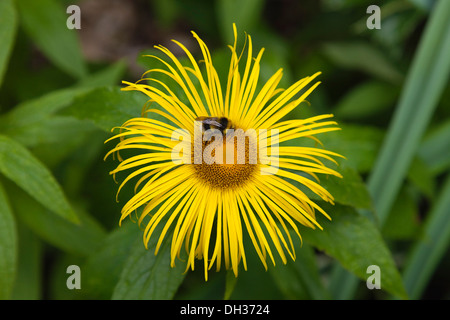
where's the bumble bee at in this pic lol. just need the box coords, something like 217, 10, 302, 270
195, 116, 234, 134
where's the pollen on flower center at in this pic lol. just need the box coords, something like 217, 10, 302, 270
192, 132, 259, 189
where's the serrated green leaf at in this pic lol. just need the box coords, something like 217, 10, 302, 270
16, 0, 87, 79
294, 163, 373, 210
0, 181, 17, 299
286, 126, 374, 210
112, 224, 186, 300
0, 135, 79, 224
300, 203, 408, 299
315, 164, 373, 210
0, 0, 17, 88
286, 146, 373, 210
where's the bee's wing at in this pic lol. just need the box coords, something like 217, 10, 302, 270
206, 119, 222, 128
196, 117, 221, 129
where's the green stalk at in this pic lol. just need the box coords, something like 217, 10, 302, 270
402, 174, 450, 299
329, 0, 450, 299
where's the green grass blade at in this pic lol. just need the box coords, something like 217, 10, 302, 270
367, 0, 450, 226
329, 0, 450, 299
402, 174, 450, 299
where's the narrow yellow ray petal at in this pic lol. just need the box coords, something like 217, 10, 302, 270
270, 114, 336, 130
154, 45, 209, 116
142, 179, 193, 248
235, 191, 268, 270
241, 188, 277, 266
241, 68, 283, 129
155, 183, 197, 256
186, 186, 209, 271
246, 184, 291, 264
170, 184, 201, 267
209, 192, 223, 271
251, 72, 321, 129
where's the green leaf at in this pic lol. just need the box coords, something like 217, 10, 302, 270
382, 186, 420, 240
63, 86, 150, 132
81, 223, 139, 299
285, 124, 374, 210
288, 139, 373, 210
406, 156, 435, 200
0, 181, 17, 299
46, 253, 85, 300
0, 135, 79, 224
4, 116, 96, 148
294, 163, 373, 210
334, 81, 400, 120
308, 123, 384, 174
15, 0, 87, 79
112, 224, 187, 300
0, 86, 92, 133
76, 61, 127, 89
300, 203, 408, 299
418, 119, 450, 175
321, 41, 404, 84
269, 241, 329, 299
0, 64, 126, 147
317, 164, 373, 210
6, 182, 105, 257
0, 0, 17, 88
227, 247, 284, 299
11, 223, 42, 300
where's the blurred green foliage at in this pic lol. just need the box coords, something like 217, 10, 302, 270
0, 0, 449, 300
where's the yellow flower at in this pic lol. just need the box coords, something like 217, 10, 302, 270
105, 24, 342, 280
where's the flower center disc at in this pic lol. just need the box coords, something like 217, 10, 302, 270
192, 133, 259, 189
